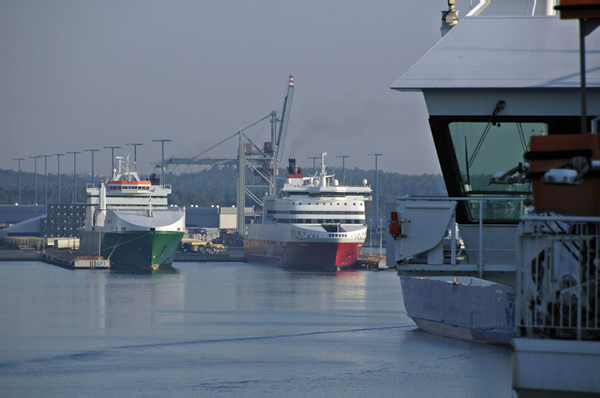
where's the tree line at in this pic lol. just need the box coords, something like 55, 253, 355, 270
0, 166, 447, 218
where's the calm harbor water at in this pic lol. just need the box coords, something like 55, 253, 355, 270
0, 261, 511, 396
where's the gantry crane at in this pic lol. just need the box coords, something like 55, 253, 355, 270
163, 76, 295, 233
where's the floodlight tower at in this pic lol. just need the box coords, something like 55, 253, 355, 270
308, 156, 319, 175
126, 143, 143, 171
84, 149, 100, 186
67, 151, 81, 203
104, 146, 120, 177
29, 155, 42, 215
368, 153, 382, 222
153, 139, 172, 188
13, 158, 25, 205
336, 155, 350, 185
42, 154, 52, 214
53, 154, 64, 203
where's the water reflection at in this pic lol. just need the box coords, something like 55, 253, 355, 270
234, 263, 369, 313
84, 266, 186, 332
0, 261, 510, 396
108, 267, 181, 278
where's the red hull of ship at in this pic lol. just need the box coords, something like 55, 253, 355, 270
244, 239, 363, 268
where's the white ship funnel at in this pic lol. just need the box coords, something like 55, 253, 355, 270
99, 182, 106, 211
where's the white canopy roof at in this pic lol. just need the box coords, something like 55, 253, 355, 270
391, 16, 600, 91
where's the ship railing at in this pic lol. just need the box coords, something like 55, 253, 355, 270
390, 196, 524, 286
516, 215, 600, 341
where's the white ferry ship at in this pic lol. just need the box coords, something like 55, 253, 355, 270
79, 156, 185, 270
244, 153, 371, 269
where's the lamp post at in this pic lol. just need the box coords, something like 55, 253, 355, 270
84, 149, 100, 186
336, 155, 350, 185
29, 155, 42, 216
308, 156, 319, 175
67, 151, 80, 203
42, 154, 52, 215
104, 146, 120, 178
13, 158, 25, 205
368, 153, 382, 227
126, 143, 143, 171
53, 154, 64, 204
153, 139, 171, 188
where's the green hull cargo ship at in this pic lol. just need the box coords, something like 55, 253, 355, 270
79, 156, 185, 270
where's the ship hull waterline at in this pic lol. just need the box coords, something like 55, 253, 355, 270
244, 239, 364, 270
80, 230, 184, 270
400, 276, 515, 346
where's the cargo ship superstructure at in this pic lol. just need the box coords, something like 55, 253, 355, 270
79, 156, 185, 269
244, 153, 371, 269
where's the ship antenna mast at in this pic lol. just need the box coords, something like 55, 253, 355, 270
320, 152, 327, 187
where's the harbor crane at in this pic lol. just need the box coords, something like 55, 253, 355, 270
162, 76, 295, 233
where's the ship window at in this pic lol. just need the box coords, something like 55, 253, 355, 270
447, 120, 547, 221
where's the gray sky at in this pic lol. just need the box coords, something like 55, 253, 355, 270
1, 1, 473, 176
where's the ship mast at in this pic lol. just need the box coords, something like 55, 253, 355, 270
320, 152, 327, 187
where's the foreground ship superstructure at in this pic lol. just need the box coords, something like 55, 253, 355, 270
79, 156, 185, 269
388, 0, 600, 395
244, 153, 371, 269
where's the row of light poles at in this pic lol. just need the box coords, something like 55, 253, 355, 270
12, 140, 172, 213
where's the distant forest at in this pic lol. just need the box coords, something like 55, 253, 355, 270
0, 166, 446, 218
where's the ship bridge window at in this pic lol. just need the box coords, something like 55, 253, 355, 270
447, 120, 547, 221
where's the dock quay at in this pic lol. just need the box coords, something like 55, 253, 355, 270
0, 248, 42, 261
353, 255, 390, 271
41, 250, 110, 269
